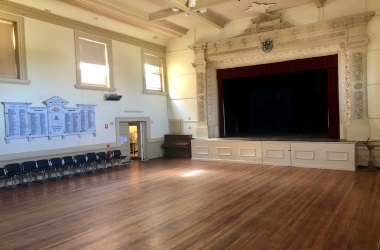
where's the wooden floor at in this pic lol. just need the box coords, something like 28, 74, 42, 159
0, 158, 379, 249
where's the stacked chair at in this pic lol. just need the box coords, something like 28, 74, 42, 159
112, 150, 127, 167
85, 152, 98, 173
1, 149, 129, 188
36, 159, 60, 180
0, 167, 16, 188
73, 155, 87, 175
4, 163, 31, 187
21, 161, 45, 183
49, 158, 65, 179
96, 152, 108, 171
61, 156, 75, 177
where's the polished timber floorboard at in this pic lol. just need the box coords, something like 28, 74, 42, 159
0, 158, 379, 250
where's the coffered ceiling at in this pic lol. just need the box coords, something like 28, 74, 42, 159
58, 0, 327, 38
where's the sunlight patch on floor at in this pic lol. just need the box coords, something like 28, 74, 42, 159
180, 170, 204, 177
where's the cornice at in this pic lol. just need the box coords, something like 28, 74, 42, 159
0, 1, 166, 53
190, 12, 375, 59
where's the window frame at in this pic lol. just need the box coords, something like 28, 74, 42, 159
142, 49, 166, 95
0, 12, 30, 85
74, 31, 115, 91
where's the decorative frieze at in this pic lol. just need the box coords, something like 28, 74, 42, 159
240, 13, 294, 35
341, 43, 351, 124
196, 72, 207, 124
353, 91, 365, 119
350, 50, 368, 119
197, 72, 205, 94
352, 52, 364, 81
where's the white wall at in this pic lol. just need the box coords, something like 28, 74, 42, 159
166, 0, 380, 140
0, 15, 169, 162
367, 0, 380, 140
166, 31, 198, 137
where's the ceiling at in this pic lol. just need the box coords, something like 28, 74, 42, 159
58, 0, 326, 38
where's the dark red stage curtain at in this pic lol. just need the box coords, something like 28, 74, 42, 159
217, 55, 338, 80
327, 66, 339, 139
217, 55, 340, 139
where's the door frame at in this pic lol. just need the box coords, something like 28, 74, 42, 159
116, 117, 150, 161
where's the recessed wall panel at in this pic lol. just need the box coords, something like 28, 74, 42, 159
326, 151, 349, 161
265, 150, 285, 159
240, 148, 256, 157
216, 147, 231, 156
294, 150, 314, 160
194, 146, 209, 155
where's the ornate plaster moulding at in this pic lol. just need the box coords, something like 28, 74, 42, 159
243, 2, 276, 13
189, 11, 374, 134
190, 11, 375, 60
241, 13, 294, 35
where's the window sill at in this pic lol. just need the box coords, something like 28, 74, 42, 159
142, 90, 167, 96
75, 84, 116, 91
0, 77, 31, 85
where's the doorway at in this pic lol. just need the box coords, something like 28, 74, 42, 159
117, 119, 149, 162
129, 123, 139, 160
129, 125, 138, 158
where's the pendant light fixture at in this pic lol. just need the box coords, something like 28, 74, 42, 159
188, 0, 196, 7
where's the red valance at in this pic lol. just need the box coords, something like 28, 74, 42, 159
217, 55, 338, 80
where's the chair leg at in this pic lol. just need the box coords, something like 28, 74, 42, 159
20, 174, 31, 186
5, 177, 15, 188
27, 173, 33, 185
42, 171, 47, 182
56, 169, 63, 179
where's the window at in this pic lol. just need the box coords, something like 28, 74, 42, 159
0, 12, 29, 85
74, 31, 114, 90
142, 49, 166, 95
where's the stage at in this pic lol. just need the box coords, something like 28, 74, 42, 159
191, 138, 356, 171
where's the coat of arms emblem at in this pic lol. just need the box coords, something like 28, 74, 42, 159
261, 38, 273, 53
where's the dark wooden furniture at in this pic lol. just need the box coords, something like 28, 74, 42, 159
162, 134, 192, 158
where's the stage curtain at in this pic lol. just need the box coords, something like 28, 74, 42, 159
327, 67, 339, 139
217, 55, 340, 139
217, 55, 338, 80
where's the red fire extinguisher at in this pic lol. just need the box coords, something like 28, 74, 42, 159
106, 150, 113, 162
106, 143, 112, 162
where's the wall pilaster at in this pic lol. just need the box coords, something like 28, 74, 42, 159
345, 29, 371, 140
191, 44, 209, 138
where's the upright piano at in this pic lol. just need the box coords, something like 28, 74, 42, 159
162, 134, 192, 158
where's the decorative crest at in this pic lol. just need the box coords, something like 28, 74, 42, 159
43, 96, 69, 106
261, 38, 273, 53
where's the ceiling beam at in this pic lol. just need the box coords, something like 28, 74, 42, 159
191, 11, 226, 28
149, 8, 185, 21
193, 0, 236, 9
312, 0, 326, 8
153, 20, 189, 35
59, 0, 186, 37
159, 0, 232, 29
164, 0, 191, 12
